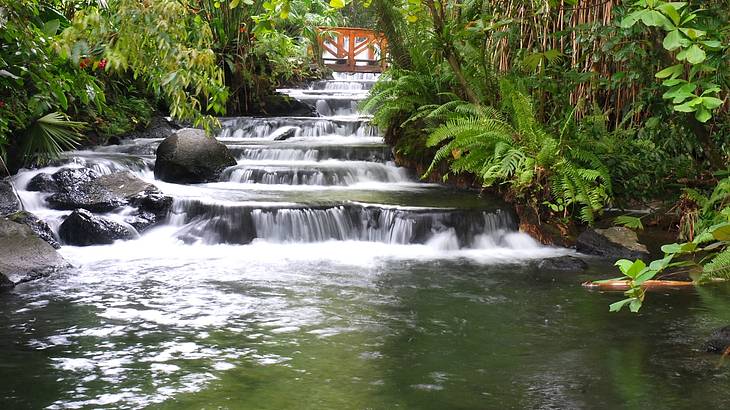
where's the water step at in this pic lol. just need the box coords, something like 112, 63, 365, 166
228, 143, 392, 162
310, 79, 376, 91
220, 161, 409, 185
217, 117, 377, 139
170, 199, 516, 247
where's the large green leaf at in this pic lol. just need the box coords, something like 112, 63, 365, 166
679, 44, 706, 64
655, 64, 683, 78
662, 30, 688, 51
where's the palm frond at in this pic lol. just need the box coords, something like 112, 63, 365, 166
23, 112, 86, 164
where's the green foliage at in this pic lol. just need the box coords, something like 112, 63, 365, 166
196, 0, 340, 113
615, 215, 645, 230
23, 112, 85, 163
421, 81, 612, 224
0, 1, 104, 162
57, 0, 228, 130
610, 177, 730, 313
621, 0, 729, 122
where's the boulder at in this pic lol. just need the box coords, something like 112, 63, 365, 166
130, 192, 172, 217
26, 172, 59, 193
124, 211, 158, 233
52, 167, 100, 191
154, 128, 237, 183
537, 255, 589, 272
0, 217, 69, 283
0, 179, 20, 215
95, 171, 159, 199
58, 209, 138, 246
6, 211, 60, 249
0, 272, 13, 292
48, 185, 126, 212
704, 326, 730, 353
47, 170, 157, 213
257, 94, 317, 117
271, 126, 299, 141
576, 227, 650, 261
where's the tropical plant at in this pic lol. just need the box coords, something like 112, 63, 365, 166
609, 176, 730, 313
57, 0, 228, 129
421, 81, 612, 223
620, 0, 729, 123
22, 112, 85, 163
0, 1, 106, 165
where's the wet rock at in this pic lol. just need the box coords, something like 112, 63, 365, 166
537, 255, 589, 272
154, 128, 237, 183
0, 217, 69, 283
272, 126, 299, 141
47, 170, 156, 213
58, 209, 138, 246
130, 192, 172, 218
121, 116, 177, 141
6, 211, 61, 249
704, 326, 730, 354
256, 94, 317, 117
52, 167, 100, 191
26, 172, 59, 193
95, 171, 159, 199
48, 184, 126, 212
124, 211, 158, 233
576, 227, 650, 261
0, 178, 20, 216
0, 272, 14, 292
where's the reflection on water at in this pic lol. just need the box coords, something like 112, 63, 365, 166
2, 242, 730, 408
2, 73, 730, 409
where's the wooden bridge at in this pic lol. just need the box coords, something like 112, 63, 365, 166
317, 27, 388, 73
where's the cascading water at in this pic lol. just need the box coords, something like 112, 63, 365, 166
6, 72, 675, 410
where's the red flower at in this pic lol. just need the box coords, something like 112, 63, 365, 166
98, 59, 107, 70
79, 58, 91, 69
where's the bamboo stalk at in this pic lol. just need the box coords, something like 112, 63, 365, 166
582, 280, 696, 291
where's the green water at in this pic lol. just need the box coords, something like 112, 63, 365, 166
2, 252, 729, 409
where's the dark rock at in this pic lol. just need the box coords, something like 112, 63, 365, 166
272, 126, 299, 141
704, 326, 730, 353
47, 170, 157, 213
58, 209, 138, 246
537, 255, 589, 272
0, 272, 13, 292
0, 179, 20, 216
257, 94, 317, 117
154, 128, 237, 183
130, 192, 172, 217
124, 211, 157, 232
6, 211, 61, 249
48, 187, 126, 213
52, 168, 100, 191
26, 172, 59, 193
576, 227, 650, 261
95, 171, 159, 199
0, 217, 69, 283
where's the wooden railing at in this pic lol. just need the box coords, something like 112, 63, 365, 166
317, 27, 388, 73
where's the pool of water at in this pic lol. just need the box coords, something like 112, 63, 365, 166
2, 244, 730, 409
3, 71, 730, 409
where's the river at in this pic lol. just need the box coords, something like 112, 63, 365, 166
2, 73, 729, 409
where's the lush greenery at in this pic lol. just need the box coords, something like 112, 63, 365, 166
0, 0, 342, 169
360, 0, 728, 310
610, 174, 729, 312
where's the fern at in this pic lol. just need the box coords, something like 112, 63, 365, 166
702, 248, 730, 281
422, 81, 611, 224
